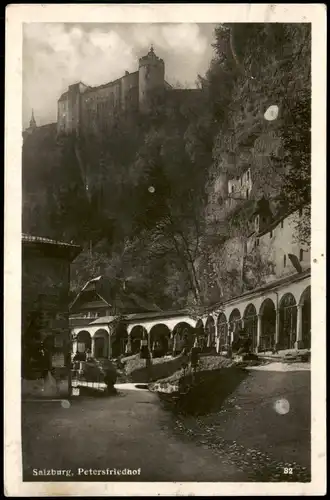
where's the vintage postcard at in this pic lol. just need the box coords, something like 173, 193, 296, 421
4, 3, 326, 497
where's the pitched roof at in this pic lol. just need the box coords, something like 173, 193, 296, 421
22, 233, 82, 261
69, 275, 162, 314
87, 309, 193, 326
22, 233, 80, 249
89, 316, 117, 325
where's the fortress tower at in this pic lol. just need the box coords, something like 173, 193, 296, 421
138, 46, 165, 113
56, 46, 188, 135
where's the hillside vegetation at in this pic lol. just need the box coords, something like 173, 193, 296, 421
22, 24, 311, 310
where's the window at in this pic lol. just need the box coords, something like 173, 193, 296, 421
270, 230, 273, 238
246, 189, 249, 199
255, 215, 259, 232
281, 220, 284, 229
256, 238, 260, 246
247, 170, 250, 180
283, 255, 287, 267
299, 249, 304, 262
231, 185, 234, 193
299, 208, 303, 217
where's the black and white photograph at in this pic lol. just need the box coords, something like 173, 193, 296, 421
4, 3, 326, 497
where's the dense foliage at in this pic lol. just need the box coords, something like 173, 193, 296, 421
22, 23, 311, 310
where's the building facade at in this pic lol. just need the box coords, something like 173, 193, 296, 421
68, 202, 311, 360
69, 275, 162, 359
124, 201, 311, 355
204, 171, 311, 354
22, 234, 81, 398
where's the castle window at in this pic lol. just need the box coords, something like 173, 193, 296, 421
270, 230, 273, 238
299, 249, 304, 261
231, 185, 234, 193
283, 255, 287, 267
246, 189, 249, 199
299, 207, 303, 217
247, 170, 250, 180
281, 220, 284, 229
256, 238, 260, 246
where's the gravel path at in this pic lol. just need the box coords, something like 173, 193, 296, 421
167, 370, 311, 482
22, 386, 248, 482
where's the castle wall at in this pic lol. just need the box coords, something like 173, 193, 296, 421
56, 49, 185, 134
81, 81, 122, 135
57, 96, 69, 134
67, 84, 81, 134
120, 71, 139, 112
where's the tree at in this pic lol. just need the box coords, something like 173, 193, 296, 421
23, 23, 311, 313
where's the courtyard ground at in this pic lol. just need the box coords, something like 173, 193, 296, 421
22, 364, 310, 483
22, 386, 248, 482
171, 367, 311, 482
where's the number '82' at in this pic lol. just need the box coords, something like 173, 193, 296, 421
283, 467, 293, 474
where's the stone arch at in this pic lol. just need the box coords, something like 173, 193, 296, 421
217, 313, 228, 352
205, 316, 216, 352
172, 322, 194, 354
130, 325, 147, 354
299, 285, 311, 306
259, 298, 276, 352
195, 318, 204, 333
243, 303, 258, 351
76, 330, 92, 353
172, 321, 195, 335
279, 293, 297, 350
299, 286, 311, 349
93, 329, 109, 359
149, 323, 171, 357
195, 318, 207, 351
112, 322, 128, 359
229, 308, 242, 341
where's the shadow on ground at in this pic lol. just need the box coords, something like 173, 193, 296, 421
158, 367, 249, 416
73, 386, 118, 398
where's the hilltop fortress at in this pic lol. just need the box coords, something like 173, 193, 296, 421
55, 46, 198, 137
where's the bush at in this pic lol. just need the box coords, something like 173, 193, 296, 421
149, 355, 234, 391
121, 353, 187, 383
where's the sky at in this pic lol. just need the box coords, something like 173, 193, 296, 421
23, 22, 217, 129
